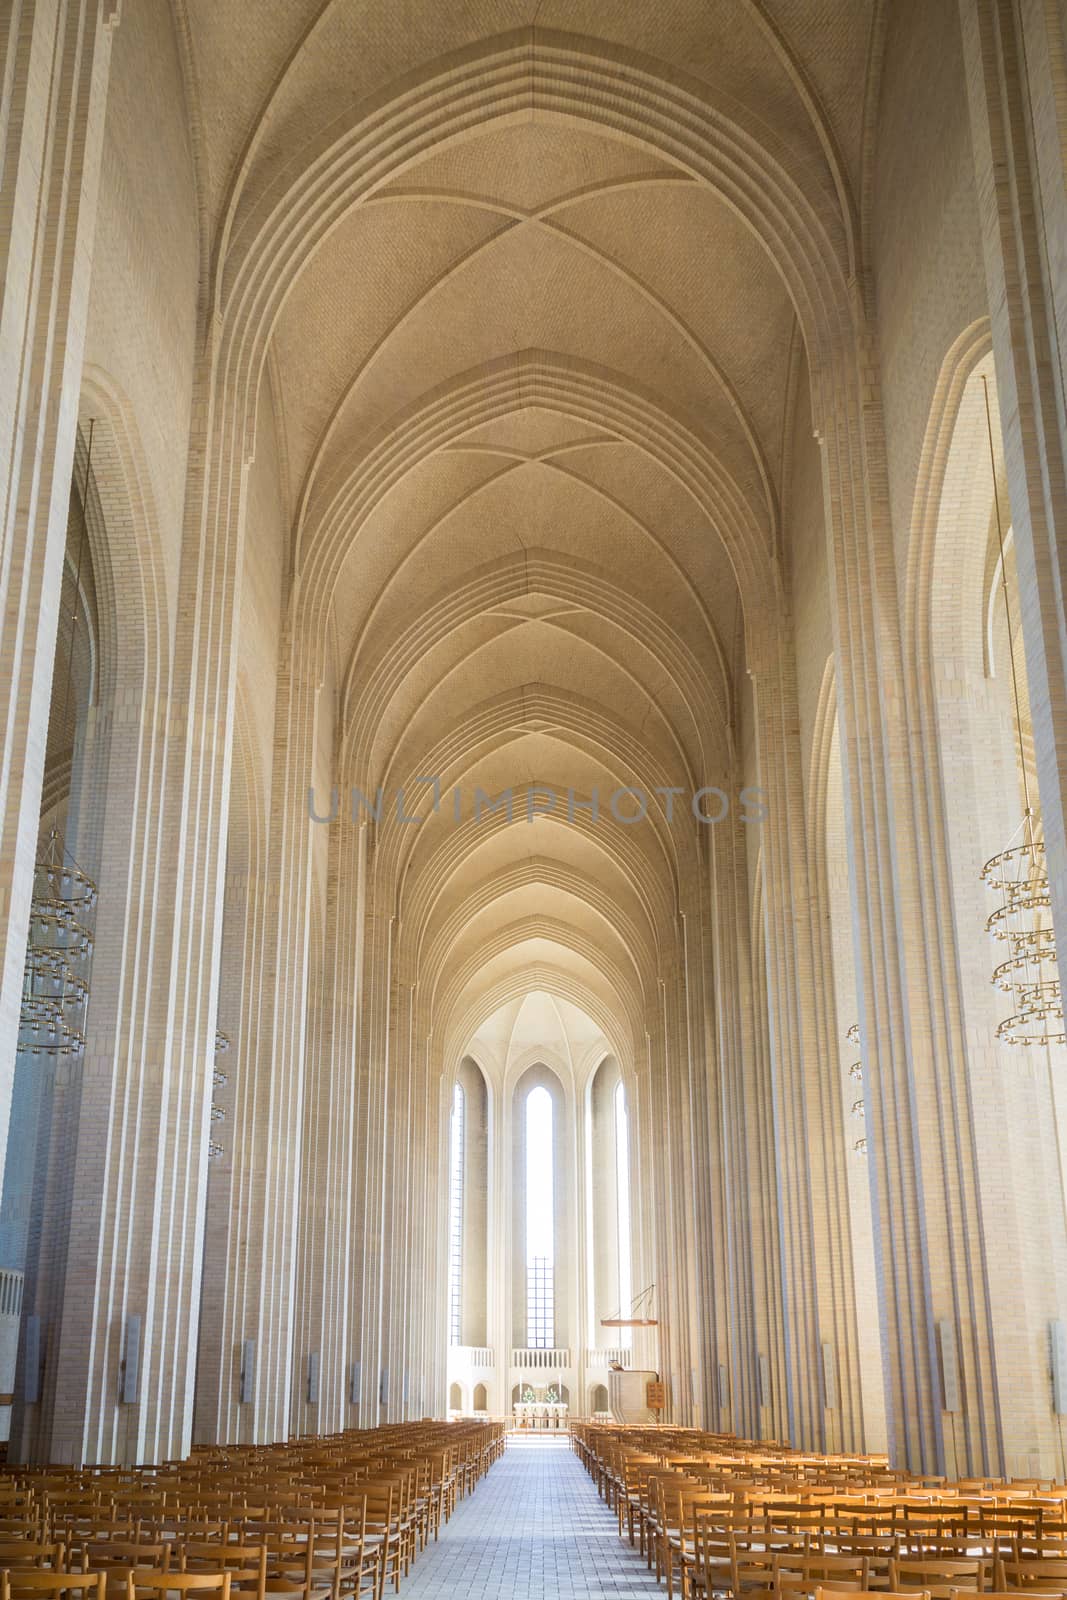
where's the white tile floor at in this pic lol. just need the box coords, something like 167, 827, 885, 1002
403, 1435, 665, 1598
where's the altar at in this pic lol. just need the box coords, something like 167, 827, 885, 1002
513, 1401, 568, 1430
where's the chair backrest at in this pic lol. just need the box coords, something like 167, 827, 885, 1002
125, 1574, 232, 1600
816, 1591, 929, 1600
782, 1555, 872, 1587
83, 1543, 170, 1572
998, 1558, 1067, 1592
890, 1557, 991, 1597
1, 1578, 106, 1600
0, 1542, 64, 1570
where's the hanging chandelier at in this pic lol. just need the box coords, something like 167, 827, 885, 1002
19, 834, 95, 1057
982, 827, 1063, 1045
18, 422, 99, 1061
978, 377, 1064, 1048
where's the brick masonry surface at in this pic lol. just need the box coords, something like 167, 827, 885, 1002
403, 1437, 664, 1597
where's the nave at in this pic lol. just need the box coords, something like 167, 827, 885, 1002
8, 0, 1067, 1482
404, 1437, 662, 1599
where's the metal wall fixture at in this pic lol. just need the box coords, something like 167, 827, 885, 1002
846, 1022, 867, 1154
208, 1028, 230, 1160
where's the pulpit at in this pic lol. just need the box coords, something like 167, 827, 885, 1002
608, 1368, 660, 1422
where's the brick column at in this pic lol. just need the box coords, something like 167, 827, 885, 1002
237, 630, 317, 1442
0, 0, 118, 1202
818, 333, 947, 1473
9, 335, 259, 1462
709, 812, 770, 1437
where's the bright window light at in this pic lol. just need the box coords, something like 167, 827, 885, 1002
526, 1086, 554, 1348
448, 1083, 464, 1346
615, 1079, 632, 1348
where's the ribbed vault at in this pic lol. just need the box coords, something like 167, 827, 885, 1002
174, 0, 878, 1426
210, 11, 864, 1206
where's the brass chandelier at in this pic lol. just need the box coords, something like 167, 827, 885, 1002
19, 838, 95, 1057
978, 377, 1064, 1048
18, 423, 99, 1060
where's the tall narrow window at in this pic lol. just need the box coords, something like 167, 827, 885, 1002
614, 1080, 633, 1347
448, 1084, 464, 1346
525, 1086, 554, 1348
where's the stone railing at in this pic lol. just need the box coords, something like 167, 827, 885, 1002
585, 1346, 631, 1368
511, 1347, 571, 1369
452, 1345, 494, 1366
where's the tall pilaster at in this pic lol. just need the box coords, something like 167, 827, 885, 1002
959, 0, 1067, 958
0, 0, 118, 1202
750, 616, 867, 1451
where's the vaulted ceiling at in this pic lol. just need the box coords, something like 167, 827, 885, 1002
175, 0, 882, 1068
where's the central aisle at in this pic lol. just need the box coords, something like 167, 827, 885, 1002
403, 1435, 665, 1597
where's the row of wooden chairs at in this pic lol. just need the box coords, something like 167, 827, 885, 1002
0, 1420, 505, 1600
572, 1423, 1067, 1600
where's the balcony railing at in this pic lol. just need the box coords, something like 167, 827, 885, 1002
449, 1345, 494, 1367
585, 1347, 631, 1368
511, 1347, 570, 1369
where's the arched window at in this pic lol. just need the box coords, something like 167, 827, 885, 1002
614, 1080, 632, 1345
448, 1083, 464, 1346
525, 1086, 554, 1348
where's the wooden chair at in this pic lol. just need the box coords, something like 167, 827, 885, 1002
778, 1554, 872, 1599
81, 1543, 172, 1599
307, 1507, 375, 1600
997, 1559, 1067, 1593
237, 1522, 328, 1600
1, 1578, 106, 1600
0, 1543, 66, 1572
660, 1489, 727, 1600
122, 1576, 232, 1600
691, 1523, 747, 1598
731, 1545, 781, 1600
358, 1489, 397, 1600
178, 1543, 266, 1600
889, 1557, 992, 1597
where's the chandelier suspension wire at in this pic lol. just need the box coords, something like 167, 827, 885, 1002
983, 378, 1032, 822
59, 418, 95, 753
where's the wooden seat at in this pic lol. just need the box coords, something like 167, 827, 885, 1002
178, 1544, 266, 1600
81, 1543, 173, 1599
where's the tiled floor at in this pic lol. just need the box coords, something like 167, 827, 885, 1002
403, 1435, 664, 1597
